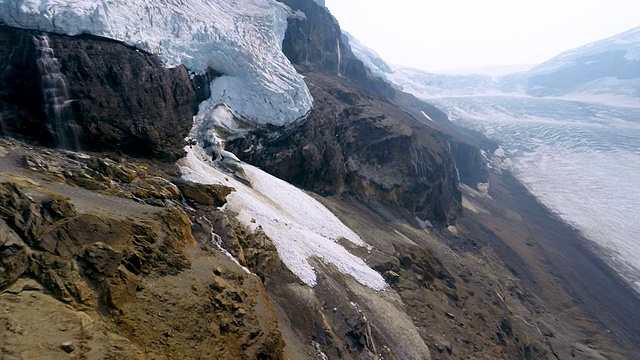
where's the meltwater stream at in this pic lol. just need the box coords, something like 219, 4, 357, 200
34, 34, 80, 150
433, 95, 640, 293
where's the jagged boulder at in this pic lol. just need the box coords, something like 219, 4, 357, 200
0, 219, 29, 289
177, 181, 235, 207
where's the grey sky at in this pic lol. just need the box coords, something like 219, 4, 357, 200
325, 0, 640, 74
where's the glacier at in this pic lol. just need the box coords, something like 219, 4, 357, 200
0, 0, 313, 125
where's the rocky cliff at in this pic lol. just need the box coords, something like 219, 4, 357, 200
231, 1, 463, 225
2, 1, 630, 359
0, 142, 285, 359
0, 25, 197, 162
278, 0, 396, 99
229, 70, 462, 224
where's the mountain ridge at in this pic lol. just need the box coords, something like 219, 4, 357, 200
345, 25, 640, 103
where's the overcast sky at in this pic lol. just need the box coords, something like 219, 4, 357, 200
324, 0, 640, 74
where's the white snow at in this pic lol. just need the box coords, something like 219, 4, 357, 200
528, 25, 640, 75
179, 146, 387, 290
421, 111, 434, 122
0, 0, 313, 125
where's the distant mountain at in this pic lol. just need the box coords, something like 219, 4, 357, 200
346, 26, 640, 104
343, 33, 511, 98
520, 26, 640, 99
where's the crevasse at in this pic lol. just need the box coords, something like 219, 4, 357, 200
0, 0, 313, 125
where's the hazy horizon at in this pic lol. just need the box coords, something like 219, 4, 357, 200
325, 0, 640, 75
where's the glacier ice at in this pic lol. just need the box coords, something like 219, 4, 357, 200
0, 0, 313, 125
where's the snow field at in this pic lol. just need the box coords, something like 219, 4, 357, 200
179, 146, 387, 291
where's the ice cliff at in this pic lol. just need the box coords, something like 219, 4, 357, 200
0, 0, 313, 125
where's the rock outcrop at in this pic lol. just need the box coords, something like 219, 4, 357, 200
277, 0, 395, 99
0, 177, 285, 359
229, 71, 461, 224
225, 0, 464, 225
0, 25, 197, 162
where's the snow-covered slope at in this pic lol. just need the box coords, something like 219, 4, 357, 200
530, 26, 640, 75
519, 26, 640, 100
179, 102, 386, 289
344, 33, 507, 99
180, 144, 387, 290
0, 0, 312, 125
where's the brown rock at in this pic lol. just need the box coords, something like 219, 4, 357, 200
0, 219, 29, 289
87, 158, 139, 183
130, 177, 181, 202
177, 181, 235, 207
106, 268, 139, 310
83, 242, 123, 278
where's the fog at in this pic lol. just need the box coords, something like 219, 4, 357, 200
325, 0, 640, 74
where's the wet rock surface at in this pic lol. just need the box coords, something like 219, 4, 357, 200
0, 25, 197, 162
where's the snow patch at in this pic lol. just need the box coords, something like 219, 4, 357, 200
421, 111, 434, 122
179, 146, 387, 290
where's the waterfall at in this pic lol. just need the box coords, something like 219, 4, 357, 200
34, 34, 80, 150
336, 38, 342, 76
448, 143, 461, 183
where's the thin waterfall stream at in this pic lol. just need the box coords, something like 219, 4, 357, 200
34, 34, 80, 150
336, 38, 342, 76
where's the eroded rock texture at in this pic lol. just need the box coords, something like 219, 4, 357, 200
0, 181, 285, 359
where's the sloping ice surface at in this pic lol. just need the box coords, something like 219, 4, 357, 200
0, 0, 312, 125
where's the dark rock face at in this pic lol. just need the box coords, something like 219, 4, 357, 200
51, 33, 197, 161
277, 0, 395, 99
0, 25, 198, 162
450, 141, 488, 188
229, 71, 462, 224
0, 26, 49, 142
